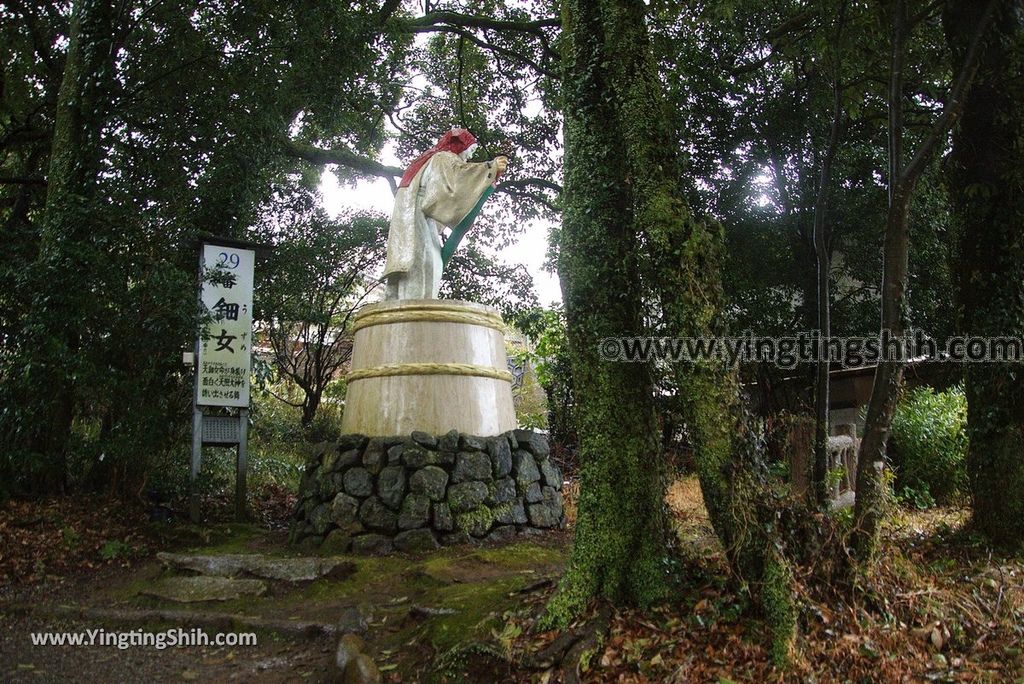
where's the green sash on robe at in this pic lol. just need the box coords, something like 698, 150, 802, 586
441, 185, 495, 268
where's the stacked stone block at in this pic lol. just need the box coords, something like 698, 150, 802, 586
290, 429, 565, 554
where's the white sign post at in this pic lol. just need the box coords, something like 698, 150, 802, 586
190, 240, 257, 522
197, 244, 255, 407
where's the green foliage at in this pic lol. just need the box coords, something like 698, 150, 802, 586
304, 401, 347, 445
0, 1, 407, 495
125, 385, 312, 503
507, 344, 548, 430
252, 198, 386, 428
516, 306, 576, 450
440, 244, 539, 321
513, 404, 547, 431
896, 485, 936, 511
508, 311, 576, 431
247, 381, 339, 487
890, 386, 968, 506
61, 526, 81, 549
518, 307, 570, 389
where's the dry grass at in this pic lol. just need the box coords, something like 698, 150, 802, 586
561, 479, 579, 527
666, 476, 725, 564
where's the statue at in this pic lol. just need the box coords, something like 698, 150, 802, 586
383, 128, 508, 300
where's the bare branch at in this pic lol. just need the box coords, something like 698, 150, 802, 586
262, 384, 305, 408
403, 11, 560, 34
729, 10, 817, 77
495, 177, 562, 212
376, 0, 403, 24
284, 139, 403, 180
408, 25, 559, 79
497, 177, 562, 194
899, 0, 998, 190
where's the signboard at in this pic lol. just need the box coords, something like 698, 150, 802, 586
196, 244, 254, 407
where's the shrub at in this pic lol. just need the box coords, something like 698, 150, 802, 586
142, 384, 309, 502
890, 385, 968, 506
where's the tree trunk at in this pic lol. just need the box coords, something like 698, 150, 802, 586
852, 0, 996, 559
852, 189, 912, 555
301, 391, 322, 428
945, 0, 1024, 547
540, 0, 674, 629
545, 0, 799, 664
23, 0, 117, 492
811, 63, 844, 507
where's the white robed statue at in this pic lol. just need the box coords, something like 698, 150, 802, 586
384, 128, 508, 300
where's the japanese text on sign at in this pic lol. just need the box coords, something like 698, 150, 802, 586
197, 245, 254, 407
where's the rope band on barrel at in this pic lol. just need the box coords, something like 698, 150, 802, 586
352, 309, 505, 333
346, 362, 513, 383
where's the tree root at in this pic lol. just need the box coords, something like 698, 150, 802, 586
515, 577, 555, 595
522, 603, 613, 683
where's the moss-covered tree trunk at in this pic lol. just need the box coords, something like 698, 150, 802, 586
945, 0, 1024, 548
591, 0, 775, 585
541, 0, 671, 628
610, 0, 801, 663
20, 0, 116, 491
545, 1, 797, 664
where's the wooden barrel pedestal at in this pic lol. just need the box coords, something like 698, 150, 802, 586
340, 299, 517, 437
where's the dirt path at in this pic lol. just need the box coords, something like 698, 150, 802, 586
0, 610, 334, 683
0, 524, 569, 683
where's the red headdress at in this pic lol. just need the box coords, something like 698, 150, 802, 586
398, 128, 478, 188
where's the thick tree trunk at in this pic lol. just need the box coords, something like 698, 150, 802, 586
553, 0, 799, 664
945, 0, 1024, 547
23, 0, 117, 492
541, 0, 671, 629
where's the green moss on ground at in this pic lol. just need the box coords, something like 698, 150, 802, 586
180, 523, 270, 555
472, 542, 563, 568
112, 536, 566, 632
418, 575, 527, 650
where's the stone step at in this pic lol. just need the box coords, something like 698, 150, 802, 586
156, 552, 354, 583
140, 576, 268, 603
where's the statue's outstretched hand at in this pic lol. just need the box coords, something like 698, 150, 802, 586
495, 156, 508, 175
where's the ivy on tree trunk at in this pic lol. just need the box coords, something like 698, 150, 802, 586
945, 0, 1024, 548
541, 0, 671, 629
546, 0, 797, 665
13, 0, 117, 492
